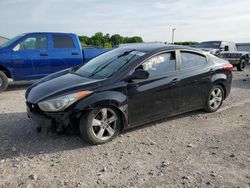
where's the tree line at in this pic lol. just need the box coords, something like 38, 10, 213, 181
173, 41, 198, 46
78, 32, 199, 48
78, 32, 143, 48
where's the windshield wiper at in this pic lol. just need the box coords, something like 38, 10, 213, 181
117, 49, 136, 57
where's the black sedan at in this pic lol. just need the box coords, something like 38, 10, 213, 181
26, 44, 233, 144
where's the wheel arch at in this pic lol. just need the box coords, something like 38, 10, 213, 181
0, 65, 13, 79
242, 54, 249, 62
74, 91, 129, 130
216, 83, 226, 99
211, 73, 229, 99
212, 80, 227, 99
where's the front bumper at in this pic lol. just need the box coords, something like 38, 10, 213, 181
26, 102, 69, 131
27, 109, 52, 128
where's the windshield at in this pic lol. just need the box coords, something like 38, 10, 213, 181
196, 42, 221, 49
0, 34, 24, 48
74, 48, 145, 78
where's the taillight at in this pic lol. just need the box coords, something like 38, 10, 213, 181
224, 64, 233, 71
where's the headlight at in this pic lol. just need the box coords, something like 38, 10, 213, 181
38, 91, 92, 112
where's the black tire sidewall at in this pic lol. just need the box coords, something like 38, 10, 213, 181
79, 107, 122, 145
205, 85, 224, 113
237, 59, 245, 71
0, 71, 8, 92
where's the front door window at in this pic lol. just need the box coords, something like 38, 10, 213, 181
13, 35, 47, 51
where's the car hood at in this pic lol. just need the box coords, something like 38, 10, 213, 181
26, 69, 105, 103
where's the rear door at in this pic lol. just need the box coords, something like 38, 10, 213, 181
11, 34, 50, 80
176, 50, 211, 112
127, 51, 180, 125
49, 34, 82, 73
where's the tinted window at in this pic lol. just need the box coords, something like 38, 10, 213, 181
52, 34, 75, 48
196, 42, 221, 49
13, 35, 47, 51
181, 52, 206, 69
237, 44, 250, 52
141, 52, 176, 76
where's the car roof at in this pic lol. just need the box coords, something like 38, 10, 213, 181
23, 32, 75, 35
200, 41, 234, 43
117, 43, 204, 53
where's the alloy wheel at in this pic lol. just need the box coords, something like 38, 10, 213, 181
91, 108, 118, 141
209, 87, 223, 110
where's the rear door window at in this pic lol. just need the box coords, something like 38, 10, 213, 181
180, 51, 207, 69
52, 34, 75, 49
140, 51, 176, 77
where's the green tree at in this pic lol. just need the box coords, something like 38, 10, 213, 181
103, 33, 110, 45
110, 34, 123, 46
130, 36, 143, 43
104, 42, 112, 48
91, 32, 104, 46
78, 32, 144, 48
173, 41, 198, 46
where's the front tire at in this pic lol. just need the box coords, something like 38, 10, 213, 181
236, 59, 246, 71
79, 107, 122, 145
0, 71, 9, 92
205, 85, 224, 113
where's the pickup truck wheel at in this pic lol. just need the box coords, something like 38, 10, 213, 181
204, 85, 224, 113
236, 59, 246, 71
0, 71, 9, 92
79, 107, 122, 145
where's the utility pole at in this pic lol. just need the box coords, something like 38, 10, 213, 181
172, 28, 176, 44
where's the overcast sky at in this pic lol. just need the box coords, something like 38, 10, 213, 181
0, 0, 250, 42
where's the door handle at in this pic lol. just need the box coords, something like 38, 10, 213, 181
40, 53, 48, 56
72, 52, 79, 55
171, 78, 180, 85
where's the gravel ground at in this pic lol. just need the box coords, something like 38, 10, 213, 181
0, 66, 250, 188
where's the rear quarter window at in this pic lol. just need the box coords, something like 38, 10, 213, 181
180, 51, 207, 69
52, 34, 75, 49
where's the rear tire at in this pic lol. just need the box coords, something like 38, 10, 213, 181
236, 59, 246, 71
204, 85, 224, 113
0, 71, 8, 92
79, 107, 122, 145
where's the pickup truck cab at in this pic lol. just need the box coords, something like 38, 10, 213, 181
196, 41, 250, 71
0, 32, 108, 91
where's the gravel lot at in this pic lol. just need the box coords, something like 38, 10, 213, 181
0, 66, 250, 188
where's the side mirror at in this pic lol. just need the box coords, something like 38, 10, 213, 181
129, 69, 149, 80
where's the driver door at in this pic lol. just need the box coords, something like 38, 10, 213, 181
11, 34, 50, 80
127, 51, 180, 126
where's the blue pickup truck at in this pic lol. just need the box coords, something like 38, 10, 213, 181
0, 32, 108, 91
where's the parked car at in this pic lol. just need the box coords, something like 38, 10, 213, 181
196, 41, 249, 71
26, 44, 233, 145
0, 32, 108, 91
